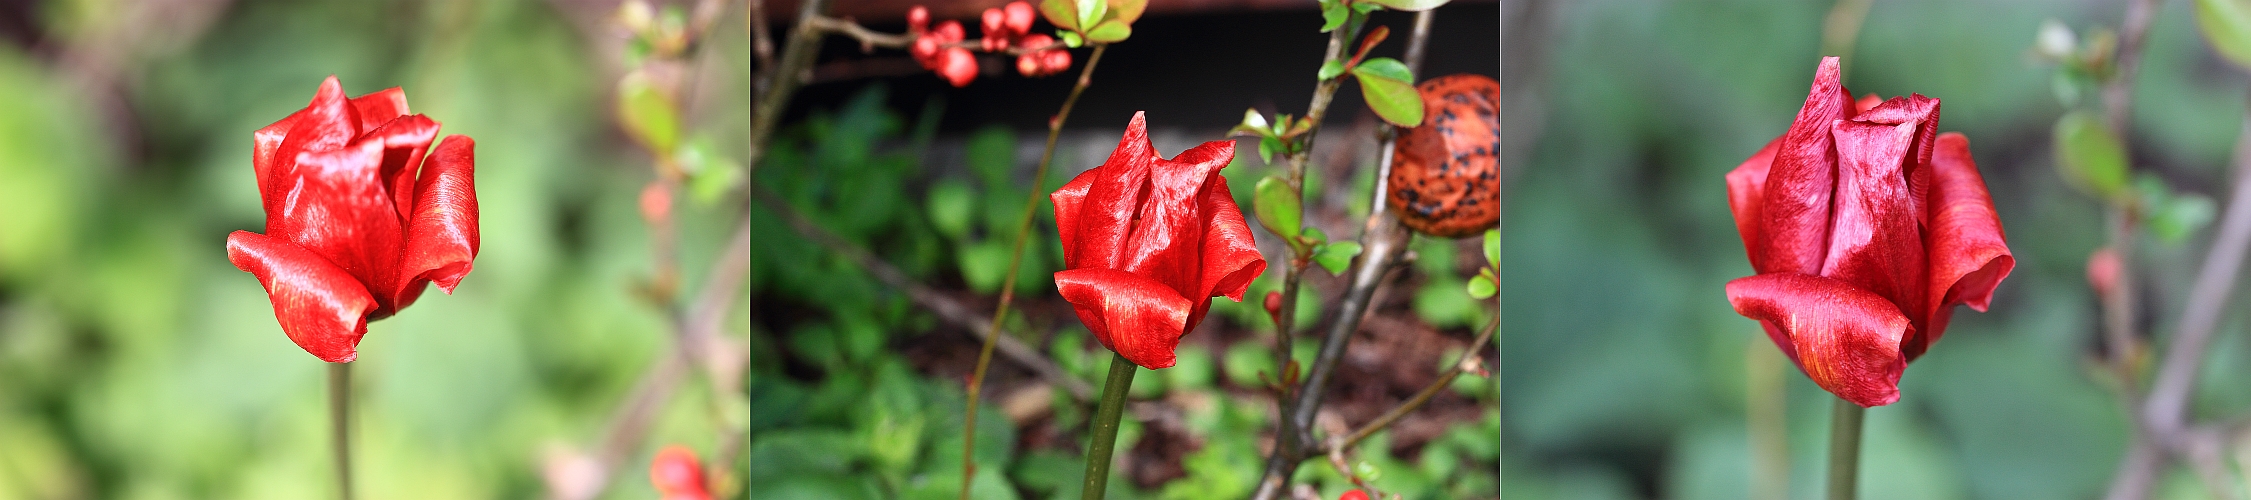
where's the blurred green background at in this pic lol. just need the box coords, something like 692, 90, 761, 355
1504, 0, 2251, 498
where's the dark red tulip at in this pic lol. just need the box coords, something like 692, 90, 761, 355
227, 76, 479, 363
1051, 112, 1266, 369
1724, 57, 2013, 407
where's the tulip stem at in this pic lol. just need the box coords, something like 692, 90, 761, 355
1081, 352, 1137, 500
1827, 398, 1864, 500
329, 362, 354, 500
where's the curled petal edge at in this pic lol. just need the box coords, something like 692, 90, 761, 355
227, 230, 376, 363
1055, 268, 1193, 369
1727, 272, 1909, 407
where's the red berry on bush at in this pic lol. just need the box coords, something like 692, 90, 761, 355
938, 47, 978, 86
1003, 1, 1035, 36
934, 19, 964, 43
907, 5, 929, 33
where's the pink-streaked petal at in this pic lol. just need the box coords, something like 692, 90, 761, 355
1855, 93, 1883, 114
1117, 139, 1234, 297
1188, 172, 1266, 331
1756, 57, 1858, 275
1727, 272, 1910, 407
1916, 132, 2014, 359
361, 114, 440, 219
1726, 137, 1781, 261
1055, 268, 1194, 369
1072, 112, 1157, 271
269, 137, 406, 316
393, 135, 479, 311
1822, 120, 1927, 334
228, 231, 376, 363
1051, 167, 1099, 269
350, 87, 411, 132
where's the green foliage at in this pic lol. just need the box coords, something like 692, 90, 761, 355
1253, 175, 1304, 240
1359, 0, 1452, 11
2196, 0, 2251, 70
2052, 110, 2130, 202
1313, 240, 1363, 275
1351, 57, 1424, 127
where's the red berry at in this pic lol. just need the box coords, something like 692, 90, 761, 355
982, 8, 1007, 39
934, 20, 964, 43
1004, 2, 1035, 36
1042, 49, 1072, 74
1339, 490, 1370, 500
649, 446, 707, 497
938, 47, 978, 86
907, 5, 929, 33
911, 35, 941, 68
1018, 33, 1054, 50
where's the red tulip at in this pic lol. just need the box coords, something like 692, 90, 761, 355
1723, 57, 2013, 407
649, 445, 711, 500
227, 76, 479, 363
1051, 112, 1266, 369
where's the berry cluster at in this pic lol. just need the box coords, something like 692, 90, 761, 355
906, 2, 1072, 87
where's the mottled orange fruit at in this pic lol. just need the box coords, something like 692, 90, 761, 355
1389, 73, 1499, 238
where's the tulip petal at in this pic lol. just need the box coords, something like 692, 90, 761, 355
1056, 268, 1194, 369
1051, 167, 1098, 269
1916, 132, 2014, 359
1854, 94, 1941, 219
1118, 139, 1235, 297
270, 137, 407, 316
394, 135, 480, 311
1726, 137, 1781, 260
1756, 56, 1858, 275
1727, 272, 1909, 407
362, 114, 440, 220
1072, 112, 1158, 271
1822, 120, 1927, 331
350, 87, 411, 133
253, 109, 305, 214
228, 231, 377, 363
1189, 172, 1266, 331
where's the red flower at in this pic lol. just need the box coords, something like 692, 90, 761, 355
1051, 112, 1266, 369
649, 445, 711, 500
1724, 57, 2013, 407
226, 76, 479, 363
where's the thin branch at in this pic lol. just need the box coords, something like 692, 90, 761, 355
747, 188, 1097, 401
1331, 312, 1497, 453
805, 15, 915, 50
1249, 9, 1435, 500
749, 0, 829, 173
748, 0, 775, 80
2095, 0, 2164, 497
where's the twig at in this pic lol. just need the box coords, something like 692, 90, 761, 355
748, 0, 775, 79
2094, 0, 2162, 497
1331, 312, 1496, 453
959, 43, 1109, 500
749, 0, 829, 173
805, 15, 915, 50
1249, 9, 1435, 500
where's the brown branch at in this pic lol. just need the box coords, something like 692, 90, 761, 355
749, 0, 776, 79
1331, 312, 1496, 454
749, 0, 829, 173
805, 15, 916, 50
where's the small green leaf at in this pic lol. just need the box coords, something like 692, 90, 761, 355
1258, 136, 1281, 164
1481, 229, 1498, 267
1301, 226, 1329, 246
1360, 0, 1450, 11
2140, 175, 2218, 244
1466, 274, 1495, 299
926, 180, 978, 240
1230, 108, 1271, 137
1059, 30, 1084, 48
1351, 58, 1425, 127
1041, 0, 1079, 31
1076, 0, 1108, 34
1084, 19, 1131, 43
1253, 176, 1302, 239
959, 239, 1015, 293
1314, 241, 1363, 275
1317, 60, 1348, 81
1320, 0, 1350, 32
615, 71, 680, 152
1351, 1, 1384, 14
2052, 110, 2130, 201
2196, 0, 2251, 69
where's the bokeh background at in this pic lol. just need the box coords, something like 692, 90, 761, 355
1504, 0, 2251, 498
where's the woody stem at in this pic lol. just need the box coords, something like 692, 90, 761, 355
1080, 353, 1138, 500
329, 362, 354, 500
1827, 398, 1864, 500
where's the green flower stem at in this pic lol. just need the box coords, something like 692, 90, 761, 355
1081, 352, 1138, 500
329, 362, 354, 500
961, 43, 1109, 500
1827, 398, 1864, 500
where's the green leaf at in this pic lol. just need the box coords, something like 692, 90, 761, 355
676, 138, 744, 204
1109, 0, 1148, 25
958, 239, 1015, 293
1253, 176, 1302, 239
1076, 0, 1108, 34
1084, 19, 1131, 43
1258, 135, 1281, 164
1317, 60, 1348, 81
1352, 58, 1425, 127
925, 180, 977, 240
1041, 0, 1079, 31
1466, 274, 1495, 299
1302, 226, 1329, 246
2052, 110, 2130, 201
1314, 241, 1363, 275
615, 70, 679, 152
2139, 175, 2219, 244
1059, 30, 1084, 48
1361, 0, 1451, 11
1321, 0, 1350, 32
1230, 108, 1271, 137
2196, 0, 2251, 69
1482, 229, 1498, 267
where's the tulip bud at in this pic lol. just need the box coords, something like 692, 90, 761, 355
1263, 291, 1284, 326
938, 47, 978, 87
907, 5, 930, 34
1004, 1, 1035, 37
